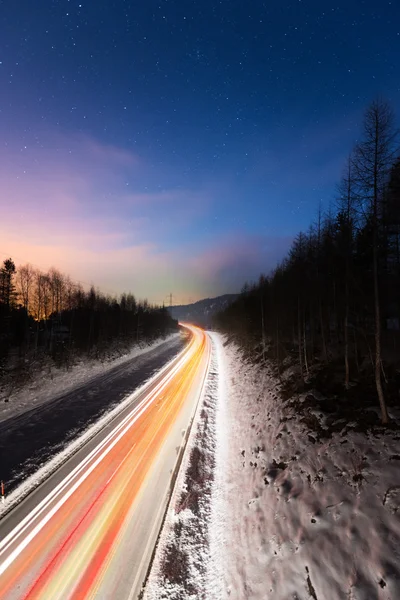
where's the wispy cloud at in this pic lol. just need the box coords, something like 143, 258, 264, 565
82, 137, 140, 167
0, 131, 227, 300
183, 233, 292, 297
0, 129, 294, 303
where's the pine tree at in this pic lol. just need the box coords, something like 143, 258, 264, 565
0, 258, 17, 310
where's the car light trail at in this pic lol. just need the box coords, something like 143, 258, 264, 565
0, 324, 210, 600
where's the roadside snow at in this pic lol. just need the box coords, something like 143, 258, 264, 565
0, 334, 179, 423
212, 341, 400, 600
206, 332, 229, 600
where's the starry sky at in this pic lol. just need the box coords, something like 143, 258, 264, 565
1, 1, 399, 304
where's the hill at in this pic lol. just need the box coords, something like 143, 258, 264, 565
168, 294, 238, 328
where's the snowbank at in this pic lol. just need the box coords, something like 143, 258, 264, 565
214, 341, 400, 600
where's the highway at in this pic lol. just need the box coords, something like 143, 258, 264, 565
0, 324, 211, 600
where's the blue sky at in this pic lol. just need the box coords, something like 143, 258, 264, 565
1, 0, 399, 303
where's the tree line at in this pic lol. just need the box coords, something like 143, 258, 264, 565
0, 259, 178, 380
214, 99, 400, 424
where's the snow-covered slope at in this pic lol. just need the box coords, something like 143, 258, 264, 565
144, 335, 400, 600
209, 341, 400, 600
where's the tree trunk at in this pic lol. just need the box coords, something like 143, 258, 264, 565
303, 310, 309, 377
68, 309, 75, 370
353, 325, 360, 374
88, 311, 94, 352
276, 316, 280, 375
333, 280, 337, 344
344, 281, 350, 389
373, 229, 389, 423
310, 303, 315, 361
319, 300, 327, 362
298, 298, 304, 379
261, 296, 265, 362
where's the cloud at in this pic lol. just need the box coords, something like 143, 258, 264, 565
0, 131, 221, 301
173, 233, 293, 301
82, 137, 140, 167
0, 213, 292, 304
0, 129, 293, 304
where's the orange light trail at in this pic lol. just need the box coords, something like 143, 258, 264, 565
0, 324, 210, 600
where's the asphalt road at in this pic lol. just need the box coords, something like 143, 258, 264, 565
0, 324, 211, 599
0, 334, 186, 492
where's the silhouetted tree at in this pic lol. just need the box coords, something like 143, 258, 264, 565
214, 98, 400, 425
353, 99, 398, 423
0, 259, 16, 310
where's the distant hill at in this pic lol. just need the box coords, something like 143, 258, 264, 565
168, 294, 238, 328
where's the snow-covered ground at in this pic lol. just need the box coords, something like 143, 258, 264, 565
0, 334, 179, 423
145, 334, 400, 600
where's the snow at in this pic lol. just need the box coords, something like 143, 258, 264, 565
145, 334, 400, 600
210, 340, 400, 600
8, 326, 397, 599
0, 334, 179, 423
205, 332, 230, 600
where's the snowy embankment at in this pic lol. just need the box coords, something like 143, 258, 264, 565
212, 342, 400, 600
0, 334, 179, 423
146, 335, 400, 600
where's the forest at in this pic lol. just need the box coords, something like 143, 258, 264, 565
215, 99, 400, 425
0, 259, 178, 391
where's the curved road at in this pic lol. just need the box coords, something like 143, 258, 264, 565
0, 324, 211, 599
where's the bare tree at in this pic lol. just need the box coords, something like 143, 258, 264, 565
16, 264, 35, 313
353, 99, 399, 423
315, 204, 328, 362
47, 268, 65, 315
337, 155, 357, 389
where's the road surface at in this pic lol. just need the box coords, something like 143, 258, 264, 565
0, 324, 211, 599
0, 333, 186, 492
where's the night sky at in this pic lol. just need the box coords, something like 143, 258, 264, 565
1, 1, 399, 303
